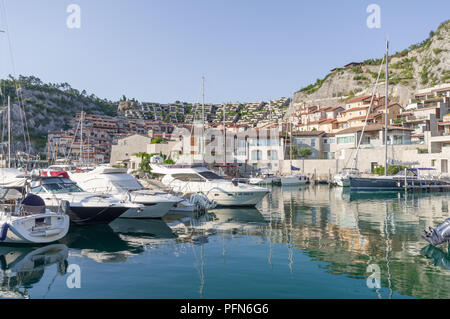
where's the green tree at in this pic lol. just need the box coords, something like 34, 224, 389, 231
372, 165, 409, 175
136, 152, 151, 173
151, 137, 163, 144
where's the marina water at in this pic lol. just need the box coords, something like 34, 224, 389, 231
1, 185, 449, 299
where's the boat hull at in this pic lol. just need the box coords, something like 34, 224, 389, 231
168, 200, 196, 215
349, 176, 450, 192
0, 214, 70, 244
334, 176, 350, 187
49, 206, 127, 226
119, 200, 175, 219
207, 190, 269, 207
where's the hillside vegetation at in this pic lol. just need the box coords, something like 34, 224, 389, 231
0, 75, 117, 154
293, 19, 450, 109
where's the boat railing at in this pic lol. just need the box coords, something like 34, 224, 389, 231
0, 203, 47, 217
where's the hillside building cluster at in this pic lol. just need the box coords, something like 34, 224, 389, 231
47, 83, 450, 177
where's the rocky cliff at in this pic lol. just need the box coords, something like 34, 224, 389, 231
292, 20, 450, 110
1, 76, 117, 155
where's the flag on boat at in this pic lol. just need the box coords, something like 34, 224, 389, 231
291, 165, 300, 171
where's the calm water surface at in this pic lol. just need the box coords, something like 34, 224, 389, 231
1, 185, 450, 299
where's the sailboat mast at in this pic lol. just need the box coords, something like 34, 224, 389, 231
201, 76, 205, 162
80, 110, 83, 166
223, 103, 226, 166
384, 40, 389, 177
290, 96, 294, 174
7, 96, 11, 168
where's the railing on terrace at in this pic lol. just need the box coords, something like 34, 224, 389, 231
360, 140, 421, 147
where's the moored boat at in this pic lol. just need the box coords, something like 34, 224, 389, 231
29, 172, 138, 225
151, 164, 269, 207
0, 191, 70, 244
69, 166, 179, 219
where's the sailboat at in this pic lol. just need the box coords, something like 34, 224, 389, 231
348, 41, 450, 192
333, 49, 390, 187
281, 101, 307, 186
0, 189, 70, 244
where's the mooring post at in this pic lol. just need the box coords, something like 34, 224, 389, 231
404, 168, 407, 193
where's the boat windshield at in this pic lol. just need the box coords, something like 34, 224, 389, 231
33, 177, 85, 193
198, 171, 224, 181
44, 183, 84, 193
110, 179, 144, 191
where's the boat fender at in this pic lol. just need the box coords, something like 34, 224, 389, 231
0, 255, 6, 271
0, 223, 9, 241
59, 200, 71, 214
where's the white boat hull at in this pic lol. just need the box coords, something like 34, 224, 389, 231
0, 214, 70, 244
205, 190, 268, 206
334, 176, 350, 187
119, 200, 175, 219
168, 200, 196, 215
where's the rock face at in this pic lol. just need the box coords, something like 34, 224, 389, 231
293, 20, 450, 110
0, 77, 117, 155
118, 101, 138, 112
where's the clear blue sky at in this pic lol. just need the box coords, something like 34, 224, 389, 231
0, 0, 448, 104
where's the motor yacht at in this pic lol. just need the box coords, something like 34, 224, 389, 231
249, 173, 280, 185
69, 166, 179, 218
150, 164, 269, 207
29, 172, 139, 225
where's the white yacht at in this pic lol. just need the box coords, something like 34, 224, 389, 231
151, 164, 269, 207
29, 172, 140, 226
68, 166, 179, 218
0, 189, 70, 244
249, 171, 280, 185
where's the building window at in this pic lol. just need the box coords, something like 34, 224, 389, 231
251, 150, 262, 160
431, 159, 436, 167
267, 150, 278, 160
311, 139, 315, 147
337, 136, 355, 144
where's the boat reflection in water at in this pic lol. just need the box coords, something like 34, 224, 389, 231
2, 184, 450, 299
166, 208, 267, 243
61, 225, 142, 263
109, 218, 177, 246
0, 244, 68, 298
62, 219, 178, 263
421, 245, 450, 270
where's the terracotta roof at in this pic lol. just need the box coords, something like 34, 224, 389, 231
341, 106, 369, 113
320, 119, 338, 124
292, 130, 326, 136
348, 113, 382, 121
346, 95, 372, 103
307, 119, 328, 124
326, 106, 345, 112
344, 62, 362, 68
